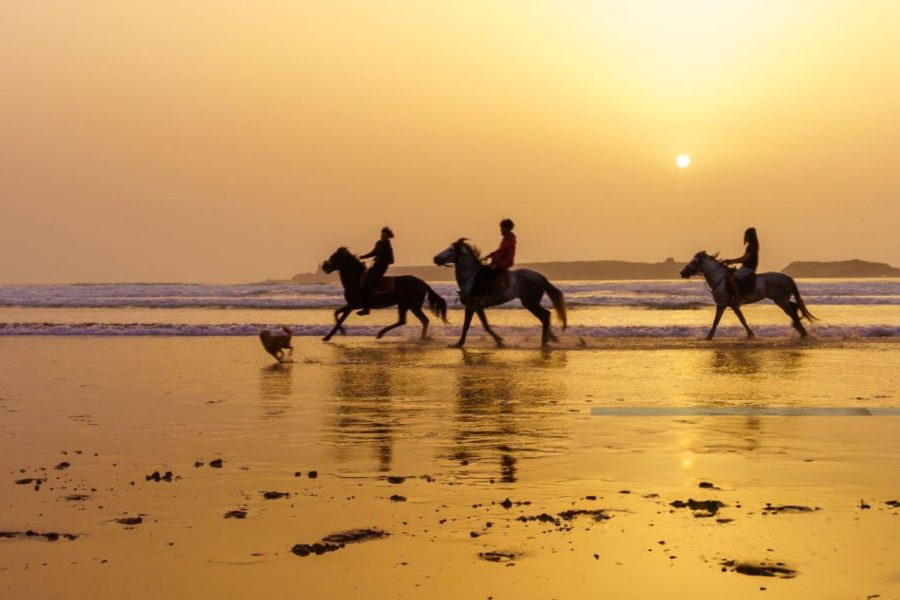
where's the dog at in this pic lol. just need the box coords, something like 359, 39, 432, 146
259, 325, 293, 362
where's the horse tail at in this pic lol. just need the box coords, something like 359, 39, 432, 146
543, 279, 568, 330
425, 284, 449, 323
790, 278, 817, 321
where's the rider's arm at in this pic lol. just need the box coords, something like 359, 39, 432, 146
360, 245, 378, 259
723, 253, 749, 265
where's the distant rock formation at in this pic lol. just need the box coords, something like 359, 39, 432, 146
291, 257, 684, 283
782, 259, 900, 278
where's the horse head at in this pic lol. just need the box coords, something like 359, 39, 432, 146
321, 247, 361, 274
434, 239, 479, 266
680, 251, 708, 279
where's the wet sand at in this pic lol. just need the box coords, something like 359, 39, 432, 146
1, 336, 899, 599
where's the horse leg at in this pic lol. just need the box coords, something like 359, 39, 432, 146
706, 305, 726, 340
410, 305, 430, 339
523, 301, 552, 347
376, 305, 408, 339
333, 306, 347, 335
731, 305, 755, 339
323, 306, 352, 341
776, 300, 808, 338
450, 307, 475, 348
476, 309, 504, 347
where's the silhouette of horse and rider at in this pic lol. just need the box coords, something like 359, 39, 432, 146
320, 222, 815, 346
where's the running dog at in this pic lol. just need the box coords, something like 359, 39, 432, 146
259, 325, 293, 362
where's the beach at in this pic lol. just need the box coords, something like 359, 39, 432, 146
1, 334, 899, 599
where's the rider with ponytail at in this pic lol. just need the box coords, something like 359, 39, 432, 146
723, 227, 759, 303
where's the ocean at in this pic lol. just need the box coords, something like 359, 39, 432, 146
1, 278, 897, 339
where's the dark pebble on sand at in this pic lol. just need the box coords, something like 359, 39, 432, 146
294, 471, 302, 477
291, 542, 342, 557
55, 462, 71, 470
887, 500, 900, 508
470, 531, 480, 538
194, 461, 203, 468
387, 476, 405, 484
209, 459, 223, 468
322, 529, 389, 544
308, 471, 318, 479
585, 495, 597, 501
145, 471, 173, 482
721, 560, 797, 579
500, 498, 513, 509
389, 495, 407, 502
262, 491, 289, 500
116, 517, 143, 526
478, 551, 516, 563
224, 510, 248, 519
1, 530, 78, 542
699, 481, 714, 488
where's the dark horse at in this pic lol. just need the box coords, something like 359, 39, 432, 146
680, 251, 817, 340
433, 239, 567, 348
321, 247, 448, 341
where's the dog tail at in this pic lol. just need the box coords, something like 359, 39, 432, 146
425, 285, 449, 324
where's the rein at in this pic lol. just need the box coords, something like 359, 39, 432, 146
701, 257, 730, 293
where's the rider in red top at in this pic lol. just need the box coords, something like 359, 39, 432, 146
471, 219, 516, 304
486, 219, 516, 270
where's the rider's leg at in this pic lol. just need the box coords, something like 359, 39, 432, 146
727, 274, 742, 305
357, 265, 385, 315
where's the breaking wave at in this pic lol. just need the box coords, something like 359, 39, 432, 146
0, 280, 898, 310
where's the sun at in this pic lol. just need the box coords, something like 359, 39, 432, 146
676, 154, 692, 168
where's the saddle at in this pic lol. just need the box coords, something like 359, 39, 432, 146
726, 267, 757, 296
468, 270, 510, 308
360, 272, 395, 295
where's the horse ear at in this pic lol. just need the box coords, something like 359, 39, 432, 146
712, 251, 720, 259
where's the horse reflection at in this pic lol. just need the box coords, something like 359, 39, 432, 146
450, 350, 568, 482
327, 346, 431, 472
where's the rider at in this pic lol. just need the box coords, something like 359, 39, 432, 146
472, 218, 516, 303
722, 227, 759, 304
357, 226, 395, 315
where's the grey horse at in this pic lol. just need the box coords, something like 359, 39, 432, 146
680, 251, 816, 340
433, 239, 567, 348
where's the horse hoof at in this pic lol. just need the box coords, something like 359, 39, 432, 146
449, 342, 464, 349
704, 335, 714, 341
376, 333, 385, 340
322, 336, 332, 342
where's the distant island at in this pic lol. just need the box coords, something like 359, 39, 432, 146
291, 258, 682, 283
288, 257, 899, 283
782, 259, 900, 278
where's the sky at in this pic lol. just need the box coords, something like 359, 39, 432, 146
1, 1, 898, 283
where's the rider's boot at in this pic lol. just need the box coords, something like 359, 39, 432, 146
356, 291, 371, 315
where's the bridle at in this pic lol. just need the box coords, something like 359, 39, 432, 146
698, 254, 730, 293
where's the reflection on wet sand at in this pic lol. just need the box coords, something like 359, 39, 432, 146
259, 363, 293, 420
449, 349, 569, 481
326, 345, 439, 472
685, 349, 809, 455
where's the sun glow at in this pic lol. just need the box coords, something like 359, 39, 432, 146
676, 154, 692, 169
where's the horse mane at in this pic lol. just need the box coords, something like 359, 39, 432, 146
335, 246, 364, 268
455, 238, 481, 259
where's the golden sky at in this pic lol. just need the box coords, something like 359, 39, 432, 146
1, 1, 898, 282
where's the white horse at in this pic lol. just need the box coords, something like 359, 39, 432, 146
433, 239, 567, 348
680, 251, 816, 340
